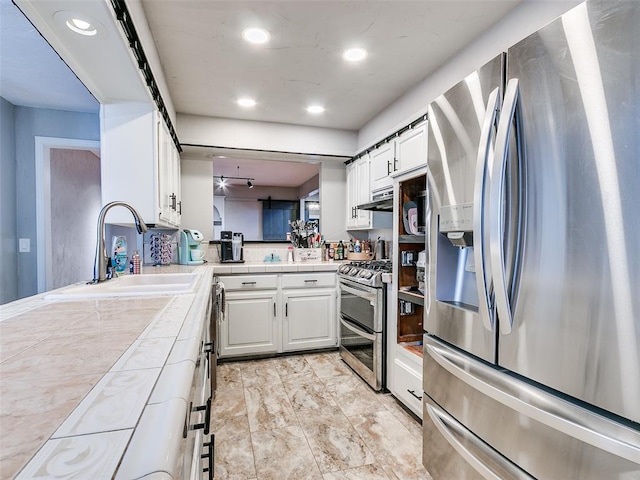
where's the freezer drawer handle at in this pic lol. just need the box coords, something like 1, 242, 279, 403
304, 279, 318, 283
407, 389, 422, 401
241, 281, 257, 286
425, 402, 534, 480
425, 338, 640, 463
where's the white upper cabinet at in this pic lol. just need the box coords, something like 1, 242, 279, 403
393, 122, 428, 176
369, 141, 395, 193
101, 103, 180, 228
346, 155, 371, 229
157, 118, 181, 226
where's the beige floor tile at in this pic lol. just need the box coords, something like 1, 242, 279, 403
251, 426, 323, 480
216, 362, 244, 389
322, 464, 391, 480
212, 352, 429, 480
212, 383, 247, 421
273, 355, 317, 379
348, 410, 431, 480
306, 353, 354, 379
324, 374, 388, 417
298, 406, 375, 473
244, 383, 298, 432
282, 376, 338, 413
239, 359, 282, 387
212, 414, 257, 480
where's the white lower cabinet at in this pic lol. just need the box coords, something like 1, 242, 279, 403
219, 289, 279, 357
282, 287, 337, 352
391, 351, 424, 419
217, 272, 337, 358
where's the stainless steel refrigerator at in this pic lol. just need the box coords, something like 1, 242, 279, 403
422, 1, 640, 478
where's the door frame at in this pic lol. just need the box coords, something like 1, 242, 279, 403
35, 136, 100, 292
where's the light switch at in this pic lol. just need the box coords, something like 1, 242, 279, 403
19, 238, 30, 253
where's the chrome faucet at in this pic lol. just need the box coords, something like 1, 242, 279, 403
92, 202, 148, 283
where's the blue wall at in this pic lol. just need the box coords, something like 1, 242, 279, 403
14, 106, 100, 300
1, 98, 17, 304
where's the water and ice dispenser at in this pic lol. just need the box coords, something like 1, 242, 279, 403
435, 203, 479, 311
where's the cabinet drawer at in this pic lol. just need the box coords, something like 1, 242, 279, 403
281, 272, 335, 289
217, 275, 278, 291
392, 356, 423, 419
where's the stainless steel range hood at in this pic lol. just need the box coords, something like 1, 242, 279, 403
357, 190, 394, 212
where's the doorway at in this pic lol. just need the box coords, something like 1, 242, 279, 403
35, 137, 101, 292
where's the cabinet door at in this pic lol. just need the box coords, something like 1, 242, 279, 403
158, 119, 181, 227
346, 162, 358, 228
219, 290, 279, 357
355, 156, 371, 228
396, 123, 427, 175
370, 142, 395, 193
282, 288, 336, 352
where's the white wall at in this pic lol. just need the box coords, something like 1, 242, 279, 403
178, 114, 357, 158
181, 157, 214, 240
357, 0, 582, 150
319, 161, 347, 242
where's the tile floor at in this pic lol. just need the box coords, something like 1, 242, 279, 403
211, 351, 433, 480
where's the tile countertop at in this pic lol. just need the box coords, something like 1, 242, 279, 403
0, 260, 340, 479
0, 266, 214, 480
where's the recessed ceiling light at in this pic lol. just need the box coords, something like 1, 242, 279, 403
307, 105, 325, 114
66, 18, 97, 36
237, 98, 257, 107
54, 11, 103, 38
343, 47, 367, 62
242, 27, 270, 44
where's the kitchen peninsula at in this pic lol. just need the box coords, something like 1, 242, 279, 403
0, 258, 343, 479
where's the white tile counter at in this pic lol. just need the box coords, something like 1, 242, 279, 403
0, 266, 213, 480
0, 260, 339, 478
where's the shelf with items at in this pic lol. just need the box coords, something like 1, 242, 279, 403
396, 173, 426, 357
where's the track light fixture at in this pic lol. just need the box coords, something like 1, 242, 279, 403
213, 166, 255, 188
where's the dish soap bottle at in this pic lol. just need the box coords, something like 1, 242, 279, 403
112, 236, 127, 275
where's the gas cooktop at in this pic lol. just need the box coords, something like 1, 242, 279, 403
337, 260, 392, 288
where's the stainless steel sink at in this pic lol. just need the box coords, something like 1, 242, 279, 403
44, 273, 200, 300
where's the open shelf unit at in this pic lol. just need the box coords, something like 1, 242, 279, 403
396, 174, 427, 355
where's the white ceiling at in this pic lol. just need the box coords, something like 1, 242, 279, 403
140, 0, 523, 131
0, 0, 98, 112
3, 0, 525, 187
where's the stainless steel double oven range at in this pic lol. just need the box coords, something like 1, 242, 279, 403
337, 260, 391, 391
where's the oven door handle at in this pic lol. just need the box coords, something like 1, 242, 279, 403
340, 316, 376, 341
338, 281, 377, 303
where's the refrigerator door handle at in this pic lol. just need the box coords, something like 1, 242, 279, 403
425, 402, 534, 480
489, 78, 520, 335
425, 337, 640, 463
473, 86, 501, 332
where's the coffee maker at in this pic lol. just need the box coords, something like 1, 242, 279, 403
220, 231, 244, 263
179, 229, 205, 265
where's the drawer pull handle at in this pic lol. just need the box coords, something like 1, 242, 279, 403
408, 389, 423, 401
304, 279, 318, 283
192, 397, 212, 435
201, 434, 214, 480
241, 281, 257, 286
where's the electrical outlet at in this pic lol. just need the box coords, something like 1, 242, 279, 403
19, 238, 30, 253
